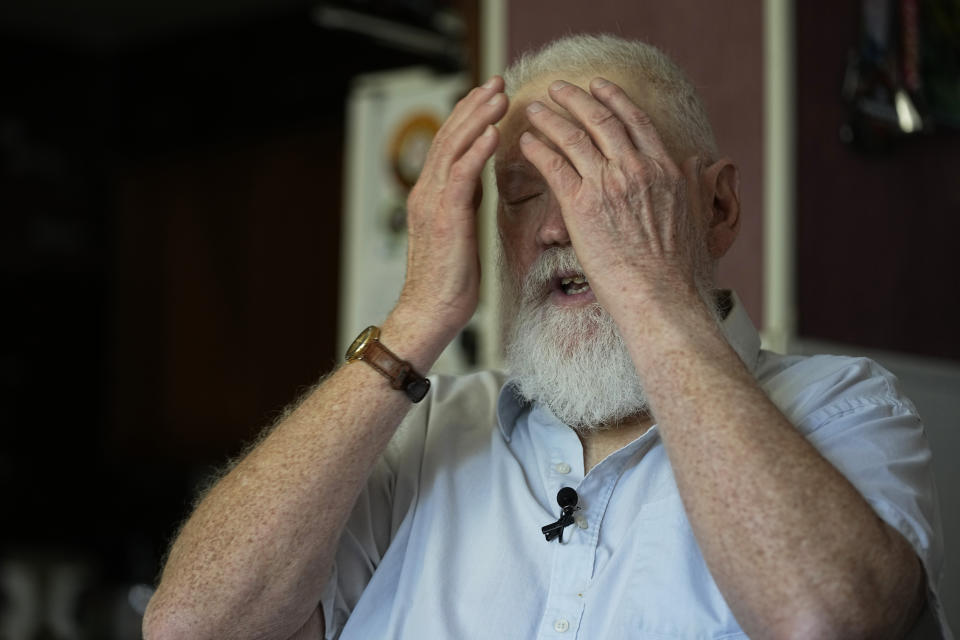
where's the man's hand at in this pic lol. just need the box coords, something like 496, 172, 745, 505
517, 77, 707, 323
515, 77, 928, 639
143, 80, 511, 640
397, 76, 508, 340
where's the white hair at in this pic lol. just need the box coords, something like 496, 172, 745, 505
500, 246, 648, 428
502, 33, 718, 160
499, 245, 723, 430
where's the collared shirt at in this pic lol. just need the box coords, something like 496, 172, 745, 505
321, 294, 951, 639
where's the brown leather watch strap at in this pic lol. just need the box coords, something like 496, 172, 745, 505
347, 326, 431, 402
363, 340, 411, 390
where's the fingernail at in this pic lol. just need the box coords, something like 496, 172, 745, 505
527, 101, 544, 113
549, 80, 568, 92
483, 76, 497, 89
487, 93, 503, 106
520, 131, 535, 145
592, 77, 610, 88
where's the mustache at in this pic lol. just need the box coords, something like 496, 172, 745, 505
518, 247, 585, 302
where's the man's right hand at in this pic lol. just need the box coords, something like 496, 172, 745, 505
395, 75, 508, 342
142, 77, 509, 640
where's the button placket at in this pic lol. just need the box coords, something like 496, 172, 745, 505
529, 406, 590, 638
536, 495, 589, 638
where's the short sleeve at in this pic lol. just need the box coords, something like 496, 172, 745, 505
771, 355, 951, 638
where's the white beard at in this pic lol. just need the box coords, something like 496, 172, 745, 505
501, 246, 719, 431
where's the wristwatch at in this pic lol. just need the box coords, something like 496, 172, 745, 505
345, 326, 431, 403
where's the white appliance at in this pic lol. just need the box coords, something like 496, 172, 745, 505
339, 67, 495, 374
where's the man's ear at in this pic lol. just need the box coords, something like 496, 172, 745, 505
702, 158, 741, 259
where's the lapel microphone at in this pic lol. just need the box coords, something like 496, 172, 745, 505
541, 487, 579, 543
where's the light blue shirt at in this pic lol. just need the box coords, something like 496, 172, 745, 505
322, 296, 950, 639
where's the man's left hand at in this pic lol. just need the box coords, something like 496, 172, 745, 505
518, 77, 708, 323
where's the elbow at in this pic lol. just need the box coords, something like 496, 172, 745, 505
142, 596, 188, 640
142, 589, 299, 640
764, 553, 926, 640
764, 612, 855, 640
764, 616, 882, 640
756, 607, 842, 640
142, 615, 177, 640
142, 591, 215, 640
764, 593, 922, 640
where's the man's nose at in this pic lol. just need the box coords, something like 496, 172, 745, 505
536, 193, 570, 247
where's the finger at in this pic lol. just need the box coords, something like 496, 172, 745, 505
589, 77, 674, 166
442, 75, 504, 132
525, 99, 604, 178
546, 79, 636, 159
444, 124, 500, 210
518, 130, 582, 202
426, 77, 508, 175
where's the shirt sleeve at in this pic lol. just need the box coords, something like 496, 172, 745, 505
318, 391, 432, 640
778, 355, 952, 639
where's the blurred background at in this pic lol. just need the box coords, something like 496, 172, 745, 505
0, 0, 957, 637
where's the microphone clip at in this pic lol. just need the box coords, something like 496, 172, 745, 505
541, 487, 580, 543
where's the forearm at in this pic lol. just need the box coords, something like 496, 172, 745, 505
512, 71, 923, 637
142, 72, 506, 640
622, 291, 922, 639
143, 309, 450, 640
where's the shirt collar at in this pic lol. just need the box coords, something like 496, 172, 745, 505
720, 289, 762, 374
496, 289, 762, 442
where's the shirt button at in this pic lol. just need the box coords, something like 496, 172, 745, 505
554, 462, 572, 474
553, 618, 570, 633
574, 514, 588, 529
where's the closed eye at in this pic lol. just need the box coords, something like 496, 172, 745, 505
504, 193, 542, 207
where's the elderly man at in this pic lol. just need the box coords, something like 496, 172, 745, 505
143, 35, 948, 639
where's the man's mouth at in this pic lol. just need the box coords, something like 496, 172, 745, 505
559, 274, 591, 295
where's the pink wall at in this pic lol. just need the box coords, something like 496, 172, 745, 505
794, 0, 960, 359
507, 1, 765, 326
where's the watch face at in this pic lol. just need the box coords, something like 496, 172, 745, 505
345, 326, 379, 362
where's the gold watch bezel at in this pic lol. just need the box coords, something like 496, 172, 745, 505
345, 325, 381, 362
